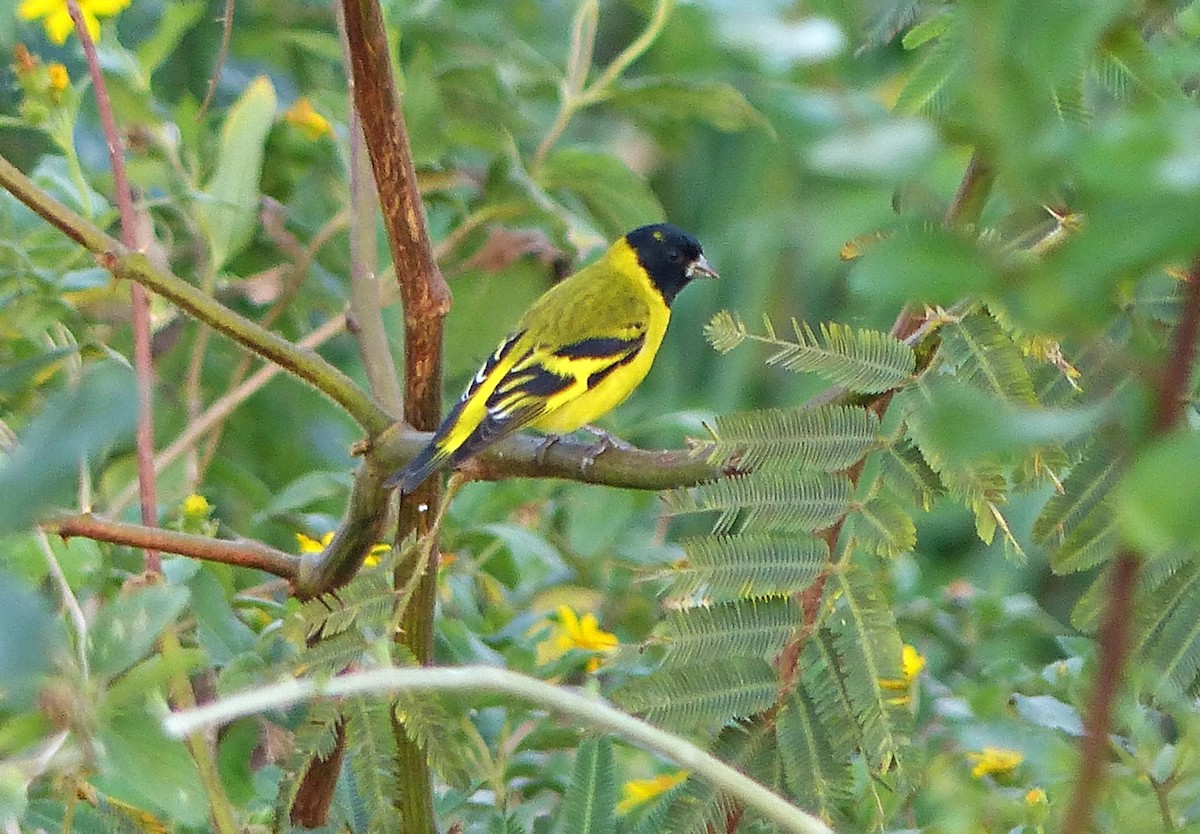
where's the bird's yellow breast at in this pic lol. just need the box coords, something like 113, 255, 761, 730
529, 240, 671, 433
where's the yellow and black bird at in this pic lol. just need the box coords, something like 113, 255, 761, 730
386, 223, 718, 493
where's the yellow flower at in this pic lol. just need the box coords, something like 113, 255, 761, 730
181, 493, 211, 518
47, 62, 68, 93
617, 771, 688, 814
1025, 787, 1047, 806
968, 746, 1023, 778
295, 531, 334, 554
536, 605, 619, 671
880, 644, 926, 698
283, 98, 331, 141
19, 0, 130, 45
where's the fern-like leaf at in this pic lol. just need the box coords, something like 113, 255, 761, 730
395, 692, 492, 791
938, 312, 1037, 405
614, 657, 777, 733
562, 737, 616, 834
851, 496, 917, 557
825, 566, 910, 772
662, 470, 852, 535
711, 405, 881, 471
657, 597, 802, 663
658, 719, 779, 834
1049, 506, 1118, 574
343, 695, 401, 832
704, 310, 748, 353
767, 320, 915, 393
1032, 453, 1123, 545
664, 532, 827, 603
877, 437, 945, 510
777, 689, 851, 822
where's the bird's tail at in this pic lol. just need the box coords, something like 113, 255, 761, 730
383, 441, 447, 494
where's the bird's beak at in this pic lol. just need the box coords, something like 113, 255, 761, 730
689, 254, 719, 279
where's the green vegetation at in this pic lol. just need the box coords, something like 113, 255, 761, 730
3, 1, 1200, 832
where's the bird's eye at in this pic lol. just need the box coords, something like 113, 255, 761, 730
667, 250, 684, 263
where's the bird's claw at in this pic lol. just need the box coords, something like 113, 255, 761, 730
580, 425, 633, 470
534, 434, 562, 466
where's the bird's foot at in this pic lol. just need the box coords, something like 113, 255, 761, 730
580, 425, 633, 470
534, 434, 563, 466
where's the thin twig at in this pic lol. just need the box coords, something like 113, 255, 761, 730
45, 512, 299, 582
108, 314, 348, 515
35, 528, 89, 679
199, 0, 236, 115
0, 151, 391, 436
67, 0, 161, 572
164, 665, 835, 834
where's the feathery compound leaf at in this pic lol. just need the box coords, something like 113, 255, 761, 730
877, 436, 945, 509
825, 567, 910, 773
938, 312, 1037, 405
1142, 563, 1200, 700
614, 657, 777, 733
1050, 507, 1118, 574
395, 693, 492, 791
777, 689, 851, 822
662, 471, 852, 535
769, 321, 915, 393
1033, 453, 1123, 545
562, 737, 616, 834
711, 405, 881, 471
299, 569, 394, 641
665, 533, 828, 602
658, 720, 778, 834
343, 695, 401, 832
704, 310, 748, 353
657, 597, 802, 663
851, 496, 918, 557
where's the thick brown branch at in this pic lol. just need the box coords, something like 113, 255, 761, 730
1063, 267, 1200, 834
45, 512, 299, 582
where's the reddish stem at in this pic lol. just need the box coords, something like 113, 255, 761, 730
67, 0, 160, 572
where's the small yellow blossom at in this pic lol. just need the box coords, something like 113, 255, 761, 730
182, 493, 211, 518
295, 531, 334, 554
536, 605, 619, 672
283, 98, 331, 141
968, 746, 1023, 778
47, 62, 68, 93
617, 771, 689, 814
880, 643, 926, 696
19, 0, 131, 46
1025, 787, 1047, 806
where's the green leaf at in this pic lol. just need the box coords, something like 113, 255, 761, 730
0, 362, 136, 535
777, 690, 849, 822
538, 149, 664, 239
94, 713, 209, 828
711, 405, 881, 472
1117, 430, 1200, 553
939, 312, 1039, 405
761, 320, 916, 394
252, 470, 351, 523
851, 497, 917, 557
877, 437, 945, 510
1033, 453, 1123, 545
665, 533, 827, 602
137, 2, 205, 77
197, 76, 277, 270
0, 571, 61, 709
343, 695, 402, 831
614, 657, 777, 733
663, 470, 852, 534
849, 226, 996, 309
608, 77, 771, 134
657, 597, 801, 663
89, 584, 190, 679
562, 737, 616, 834
188, 568, 256, 665
1012, 694, 1084, 736
919, 381, 1107, 464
